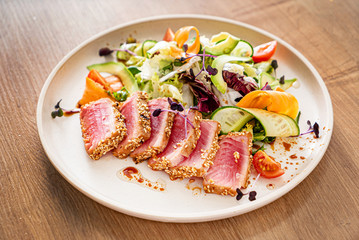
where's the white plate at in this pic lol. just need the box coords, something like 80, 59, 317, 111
37, 15, 333, 222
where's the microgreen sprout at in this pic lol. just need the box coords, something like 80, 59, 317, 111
153, 98, 195, 138
279, 75, 285, 84
98, 47, 137, 57
51, 99, 80, 118
236, 173, 260, 201
260, 82, 272, 90
236, 189, 257, 201
271, 59, 278, 78
271, 59, 278, 70
182, 43, 188, 53
298, 120, 320, 138
234, 97, 243, 102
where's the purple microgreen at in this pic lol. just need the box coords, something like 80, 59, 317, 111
167, 98, 184, 111
170, 102, 184, 112
248, 191, 257, 201
236, 188, 244, 200
307, 120, 312, 128
189, 106, 199, 111
279, 75, 285, 84
260, 82, 272, 91
195, 48, 206, 78
177, 113, 195, 129
206, 65, 218, 76
234, 97, 243, 102
236, 189, 258, 201
182, 44, 188, 53
313, 122, 319, 138
99, 47, 114, 56
54, 99, 62, 109
184, 114, 188, 138
271, 59, 278, 70
51, 108, 63, 118
178, 51, 218, 63
152, 108, 162, 117
261, 82, 268, 90
251, 173, 261, 188
176, 103, 184, 112
154, 98, 195, 138
189, 68, 195, 78
51, 99, 80, 118
99, 47, 137, 57
298, 121, 320, 138
236, 173, 260, 201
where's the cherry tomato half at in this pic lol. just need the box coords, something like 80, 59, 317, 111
252, 41, 277, 63
253, 150, 285, 178
163, 28, 175, 42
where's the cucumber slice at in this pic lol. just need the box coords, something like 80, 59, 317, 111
259, 72, 296, 90
210, 32, 231, 43
205, 36, 239, 56
116, 43, 137, 61
210, 106, 254, 134
230, 40, 253, 57
211, 55, 252, 93
254, 60, 273, 74
210, 106, 300, 137
239, 63, 257, 78
87, 62, 139, 94
239, 108, 300, 137
142, 40, 157, 58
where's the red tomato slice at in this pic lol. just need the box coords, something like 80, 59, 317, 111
253, 150, 285, 178
252, 41, 277, 63
163, 28, 175, 42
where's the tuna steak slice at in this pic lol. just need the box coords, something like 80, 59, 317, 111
130, 98, 175, 163
148, 109, 202, 171
80, 98, 126, 160
203, 131, 253, 196
167, 120, 220, 180
113, 91, 151, 159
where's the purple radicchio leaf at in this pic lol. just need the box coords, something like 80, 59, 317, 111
222, 70, 257, 96
180, 73, 220, 113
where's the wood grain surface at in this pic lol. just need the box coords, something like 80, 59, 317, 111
1, 0, 358, 239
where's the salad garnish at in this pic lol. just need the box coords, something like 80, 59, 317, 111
99, 47, 137, 57
236, 173, 260, 201
51, 99, 80, 118
299, 120, 320, 138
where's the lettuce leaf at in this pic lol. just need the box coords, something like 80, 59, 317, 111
180, 73, 220, 113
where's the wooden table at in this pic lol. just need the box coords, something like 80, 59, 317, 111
1, 0, 358, 239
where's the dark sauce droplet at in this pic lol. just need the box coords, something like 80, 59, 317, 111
117, 167, 165, 192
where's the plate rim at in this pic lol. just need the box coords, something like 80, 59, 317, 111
37, 14, 333, 223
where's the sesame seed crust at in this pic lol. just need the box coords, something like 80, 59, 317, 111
149, 109, 202, 170
148, 156, 171, 171
203, 184, 237, 196
80, 99, 127, 160
167, 120, 221, 180
131, 111, 175, 163
113, 92, 151, 159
